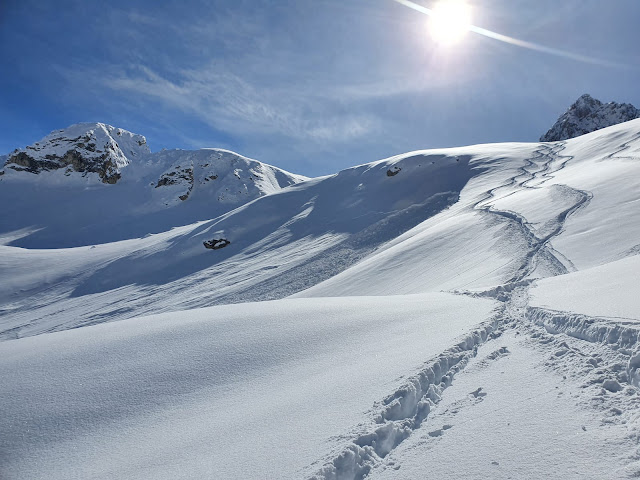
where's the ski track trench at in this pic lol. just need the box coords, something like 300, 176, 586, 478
307, 142, 640, 479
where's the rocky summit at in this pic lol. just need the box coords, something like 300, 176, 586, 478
1, 123, 149, 184
541, 94, 640, 142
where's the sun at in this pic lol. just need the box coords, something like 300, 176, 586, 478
429, 0, 472, 46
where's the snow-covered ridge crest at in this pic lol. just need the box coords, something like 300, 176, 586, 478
541, 94, 640, 142
150, 148, 308, 204
2, 122, 149, 184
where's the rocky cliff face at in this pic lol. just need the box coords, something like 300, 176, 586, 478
541, 94, 640, 142
2, 123, 149, 183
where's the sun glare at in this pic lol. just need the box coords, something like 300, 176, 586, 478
429, 0, 472, 46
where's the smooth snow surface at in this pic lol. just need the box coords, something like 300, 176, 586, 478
530, 255, 640, 321
0, 294, 496, 480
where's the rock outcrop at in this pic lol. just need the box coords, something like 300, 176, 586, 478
203, 238, 231, 250
541, 94, 640, 142
151, 148, 307, 205
2, 123, 149, 183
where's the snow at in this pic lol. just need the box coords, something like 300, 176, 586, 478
530, 255, 640, 321
2, 117, 640, 478
0, 148, 477, 337
0, 293, 496, 480
1, 123, 149, 185
368, 330, 638, 479
13, 122, 150, 169
0, 126, 306, 248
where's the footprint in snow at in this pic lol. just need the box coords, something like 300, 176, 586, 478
470, 387, 487, 398
428, 425, 453, 438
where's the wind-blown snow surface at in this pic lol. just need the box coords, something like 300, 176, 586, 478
2, 119, 640, 479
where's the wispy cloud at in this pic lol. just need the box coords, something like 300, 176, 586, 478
50, 0, 451, 148
92, 63, 378, 143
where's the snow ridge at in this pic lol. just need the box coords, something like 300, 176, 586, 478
149, 148, 307, 205
541, 94, 640, 142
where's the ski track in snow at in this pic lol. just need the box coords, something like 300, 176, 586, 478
307, 140, 640, 479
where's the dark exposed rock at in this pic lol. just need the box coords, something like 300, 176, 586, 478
203, 238, 231, 250
387, 166, 401, 177
5, 149, 121, 183
155, 165, 195, 201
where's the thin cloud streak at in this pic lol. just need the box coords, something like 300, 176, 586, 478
390, 0, 632, 69
90, 64, 379, 144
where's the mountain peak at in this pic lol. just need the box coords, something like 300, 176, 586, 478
540, 94, 640, 142
2, 123, 149, 183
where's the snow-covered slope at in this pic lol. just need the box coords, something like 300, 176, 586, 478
148, 148, 306, 205
0, 150, 476, 335
541, 94, 640, 142
301, 119, 640, 298
0, 293, 497, 480
0, 125, 306, 247
2, 118, 640, 479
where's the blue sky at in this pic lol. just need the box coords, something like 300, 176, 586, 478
1, 0, 639, 176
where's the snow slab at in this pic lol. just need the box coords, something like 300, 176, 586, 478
0, 293, 496, 480
368, 330, 637, 479
530, 255, 640, 321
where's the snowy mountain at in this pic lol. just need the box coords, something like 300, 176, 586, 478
149, 148, 306, 205
2, 122, 149, 183
0, 124, 306, 247
541, 93, 640, 141
2, 119, 640, 479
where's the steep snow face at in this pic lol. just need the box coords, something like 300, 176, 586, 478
2, 123, 150, 183
149, 148, 306, 205
541, 94, 640, 142
303, 119, 640, 298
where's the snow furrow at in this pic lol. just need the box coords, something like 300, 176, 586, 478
527, 306, 640, 387
473, 142, 591, 283
311, 138, 604, 479
309, 318, 501, 480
